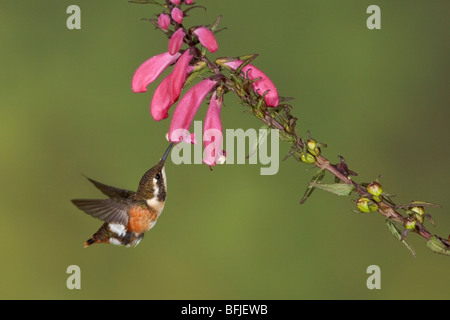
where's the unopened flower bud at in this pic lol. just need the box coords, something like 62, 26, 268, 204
158, 14, 170, 30
193, 27, 218, 53
171, 7, 183, 24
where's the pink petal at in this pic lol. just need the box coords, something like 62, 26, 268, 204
185, 0, 194, 4
150, 73, 176, 121
203, 91, 223, 166
225, 60, 279, 107
170, 50, 194, 102
168, 28, 186, 55
170, 0, 181, 4
132, 52, 181, 93
168, 79, 217, 142
158, 14, 170, 30
193, 27, 218, 53
171, 7, 183, 24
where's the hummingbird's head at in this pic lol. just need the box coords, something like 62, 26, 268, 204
135, 143, 174, 203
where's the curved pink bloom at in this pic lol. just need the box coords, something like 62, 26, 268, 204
150, 73, 175, 121
225, 60, 279, 107
170, 0, 181, 4
168, 28, 186, 55
171, 7, 183, 24
193, 27, 218, 53
168, 78, 217, 142
203, 91, 223, 166
170, 49, 193, 102
158, 14, 170, 30
132, 52, 181, 93
150, 50, 193, 121
185, 0, 194, 4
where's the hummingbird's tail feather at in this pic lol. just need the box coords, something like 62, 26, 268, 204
84, 223, 111, 248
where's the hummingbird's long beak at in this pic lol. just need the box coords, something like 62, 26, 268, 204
161, 143, 174, 163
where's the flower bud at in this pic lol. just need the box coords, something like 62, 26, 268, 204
171, 7, 183, 24
158, 14, 170, 30
193, 27, 218, 53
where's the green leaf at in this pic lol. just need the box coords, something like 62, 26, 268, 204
184, 67, 210, 87
308, 182, 355, 197
299, 169, 325, 205
427, 235, 450, 256
396, 201, 442, 210
386, 220, 416, 257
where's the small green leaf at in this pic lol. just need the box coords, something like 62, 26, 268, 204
427, 235, 450, 256
386, 220, 416, 257
300, 169, 325, 205
210, 15, 222, 32
396, 201, 442, 210
184, 67, 210, 87
308, 182, 355, 197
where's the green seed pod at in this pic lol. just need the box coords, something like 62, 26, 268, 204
306, 139, 321, 156
356, 197, 378, 213
367, 181, 383, 197
300, 152, 316, 164
405, 219, 416, 230
414, 213, 424, 224
410, 206, 425, 216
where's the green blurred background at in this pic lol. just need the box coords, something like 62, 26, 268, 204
0, 0, 449, 299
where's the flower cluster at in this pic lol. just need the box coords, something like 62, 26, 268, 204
131, 0, 279, 166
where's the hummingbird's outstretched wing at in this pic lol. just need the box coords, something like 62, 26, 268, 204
71, 198, 130, 226
83, 175, 134, 199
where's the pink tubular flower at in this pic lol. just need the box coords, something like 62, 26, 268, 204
168, 28, 186, 55
170, 50, 194, 101
158, 14, 170, 30
225, 60, 279, 107
184, 0, 194, 4
171, 7, 183, 24
203, 91, 223, 166
168, 78, 217, 142
150, 73, 175, 121
193, 27, 218, 53
150, 50, 193, 121
170, 0, 181, 4
132, 52, 181, 93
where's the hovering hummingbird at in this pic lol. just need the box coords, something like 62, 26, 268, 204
71, 143, 174, 248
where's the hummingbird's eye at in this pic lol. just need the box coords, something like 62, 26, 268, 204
155, 172, 161, 180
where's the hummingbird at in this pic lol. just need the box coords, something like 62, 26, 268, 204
71, 143, 174, 248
